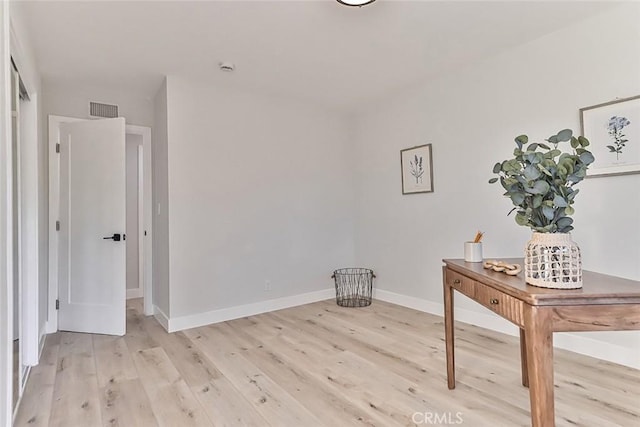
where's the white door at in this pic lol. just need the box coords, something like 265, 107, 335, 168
58, 118, 126, 335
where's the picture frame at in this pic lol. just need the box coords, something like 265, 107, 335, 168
400, 143, 433, 194
580, 95, 640, 177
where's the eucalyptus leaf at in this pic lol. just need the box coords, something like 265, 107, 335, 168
510, 192, 526, 205
553, 194, 568, 207
537, 165, 553, 177
502, 159, 521, 173
556, 129, 573, 142
556, 217, 573, 229
488, 177, 498, 184
565, 206, 575, 215
515, 135, 528, 146
567, 174, 580, 183
524, 164, 541, 181
567, 189, 579, 200
542, 205, 555, 220
493, 162, 502, 173
579, 151, 595, 165
525, 180, 550, 195
515, 213, 529, 226
578, 136, 590, 147
532, 195, 543, 208
540, 224, 555, 232
557, 165, 567, 178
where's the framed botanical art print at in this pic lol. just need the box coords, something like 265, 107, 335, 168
580, 95, 640, 177
400, 143, 433, 194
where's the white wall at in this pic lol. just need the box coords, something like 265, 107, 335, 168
353, 4, 640, 367
152, 79, 170, 317
163, 76, 355, 322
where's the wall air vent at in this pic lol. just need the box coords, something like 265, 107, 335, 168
89, 101, 119, 118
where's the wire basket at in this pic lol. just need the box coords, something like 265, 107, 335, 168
331, 268, 375, 307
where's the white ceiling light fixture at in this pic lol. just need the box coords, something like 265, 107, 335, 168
336, 0, 376, 7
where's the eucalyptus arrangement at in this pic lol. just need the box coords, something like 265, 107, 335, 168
488, 129, 595, 234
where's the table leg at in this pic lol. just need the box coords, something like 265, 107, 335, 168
524, 306, 554, 427
520, 328, 529, 388
443, 277, 455, 389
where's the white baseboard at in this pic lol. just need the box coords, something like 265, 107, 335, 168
167, 288, 335, 333
38, 333, 46, 360
44, 319, 56, 335
374, 289, 640, 370
153, 305, 170, 331
127, 288, 143, 299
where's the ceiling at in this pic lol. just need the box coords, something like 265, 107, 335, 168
16, 1, 620, 113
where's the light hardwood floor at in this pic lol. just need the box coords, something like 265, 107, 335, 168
14, 299, 640, 426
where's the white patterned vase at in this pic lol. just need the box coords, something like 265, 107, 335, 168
524, 232, 582, 289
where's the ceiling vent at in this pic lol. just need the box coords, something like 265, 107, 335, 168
89, 101, 119, 118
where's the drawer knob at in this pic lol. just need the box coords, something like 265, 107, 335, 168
453, 279, 461, 284
490, 298, 499, 305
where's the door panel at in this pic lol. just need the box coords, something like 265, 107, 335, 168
59, 118, 126, 335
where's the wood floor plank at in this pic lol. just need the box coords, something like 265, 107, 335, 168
99, 379, 158, 427
132, 347, 213, 427
93, 335, 138, 388
48, 333, 102, 427
123, 304, 159, 353
13, 341, 59, 427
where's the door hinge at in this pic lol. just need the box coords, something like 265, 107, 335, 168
56, 299, 59, 310
56, 220, 60, 231
56, 143, 60, 153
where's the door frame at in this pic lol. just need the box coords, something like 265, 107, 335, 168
1, 2, 14, 425
126, 125, 153, 316
47, 117, 153, 333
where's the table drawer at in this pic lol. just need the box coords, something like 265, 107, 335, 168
446, 270, 475, 299
474, 281, 524, 327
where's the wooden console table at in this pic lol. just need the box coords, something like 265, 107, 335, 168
442, 258, 640, 427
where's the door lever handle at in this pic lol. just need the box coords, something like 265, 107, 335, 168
103, 233, 122, 242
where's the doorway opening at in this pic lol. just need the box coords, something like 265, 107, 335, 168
126, 134, 144, 301
47, 117, 152, 335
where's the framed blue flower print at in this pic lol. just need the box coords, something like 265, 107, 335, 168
580, 95, 640, 177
